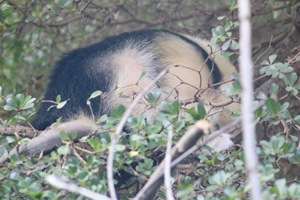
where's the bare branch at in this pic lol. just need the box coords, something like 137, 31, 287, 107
45, 175, 111, 200
80, 0, 92, 13
0, 120, 94, 164
238, 0, 262, 199
0, 125, 36, 138
32, 15, 82, 28
164, 126, 175, 200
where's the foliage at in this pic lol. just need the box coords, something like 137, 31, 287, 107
2, 107, 300, 199
1, 0, 300, 199
1, 51, 300, 198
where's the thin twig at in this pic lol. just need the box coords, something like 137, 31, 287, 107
171, 100, 264, 168
253, 35, 273, 65
165, 126, 175, 200
106, 69, 168, 199
80, 0, 92, 12
45, 175, 111, 200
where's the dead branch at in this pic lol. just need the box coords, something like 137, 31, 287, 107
46, 175, 111, 200
0, 120, 95, 164
0, 125, 36, 138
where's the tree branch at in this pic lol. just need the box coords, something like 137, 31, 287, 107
134, 120, 209, 200
164, 126, 175, 200
0, 120, 94, 164
45, 175, 111, 200
238, 0, 262, 199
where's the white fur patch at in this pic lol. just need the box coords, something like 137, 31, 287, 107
206, 133, 234, 152
155, 34, 207, 102
104, 32, 238, 153
110, 41, 158, 115
200, 133, 234, 156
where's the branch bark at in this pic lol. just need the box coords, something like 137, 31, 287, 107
0, 120, 94, 164
45, 175, 111, 200
238, 0, 262, 199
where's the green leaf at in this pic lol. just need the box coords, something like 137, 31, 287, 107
71, 132, 77, 140
222, 40, 230, 51
9, 153, 19, 162
215, 26, 228, 37
110, 104, 125, 118
57, 144, 69, 155
50, 9, 56, 17
222, 51, 235, 57
287, 183, 298, 197
97, 114, 107, 123
57, 100, 67, 109
256, 92, 267, 100
269, 54, 277, 64
22, 97, 36, 110
217, 16, 226, 20
50, 151, 59, 160
197, 102, 206, 119
59, 130, 70, 140
185, 107, 200, 120
281, 102, 289, 111
89, 90, 102, 99
229, 0, 238, 10
206, 185, 219, 191
294, 115, 300, 124
1, 3, 12, 11
230, 72, 239, 79
131, 134, 143, 141
6, 136, 16, 143
145, 89, 161, 108
4, 104, 14, 111
77, 171, 89, 181
232, 80, 241, 91
56, 95, 61, 102
115, 144, 126, 152
59, 0, 71, 8
265, 98, 281, 115
67, 165, 78, 175
56, 117, 62, 125
86, 154, 95, 165
269, 83, 279, 97
275, 179, 286, 196
160, 101, 180, 115
261, 60, 270, 65
230, 40, 239, 50
88, 138, 102, 150
270, 135, 284, 152
290, 135, 298, 142
21, 138, 30, 144
138, 71, 148, 80
25, 16, 34, 23
175, 120, 185, 132
283, 73, 297, 86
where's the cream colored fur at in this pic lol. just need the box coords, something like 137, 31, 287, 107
100, 32, 238, 153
